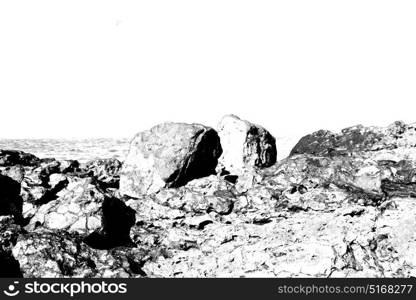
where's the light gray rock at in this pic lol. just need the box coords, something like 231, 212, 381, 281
27, 178, 105, 233
217, 115, 277, 175
120, 122, 222, 197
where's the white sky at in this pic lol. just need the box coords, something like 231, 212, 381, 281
1, 0, 415, 139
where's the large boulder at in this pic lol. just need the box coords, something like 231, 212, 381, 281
120, 122, 222, 197
217, 115, 277, 174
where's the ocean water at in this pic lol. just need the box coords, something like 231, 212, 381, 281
0, 136, 300, 163
0, 138, 130, 163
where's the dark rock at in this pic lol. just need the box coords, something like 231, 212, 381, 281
84, 197, 136, 250
20, 169, 69, 206
101, 197, 136, 240
0, 254, 22, 277
34, 174, 69, 206
0, 175, 23, 222
0, 150, 40, 167
120, 122, 222, 197
381, 180, 416, 198
289, 123, 406, 157
223, 174, 238, 184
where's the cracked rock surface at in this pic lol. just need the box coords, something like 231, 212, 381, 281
217, 114, 277, 175
1, 117, 416, 277
120, 122, 222, 197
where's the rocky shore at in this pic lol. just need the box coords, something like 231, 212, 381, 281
1, 115, 416, 278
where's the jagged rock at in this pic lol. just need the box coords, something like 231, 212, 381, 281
21, 173, 68, 206
288, 121, 416, 200
381, 180, 416, 198
152, 176, 236, 215
290, 121, 416, 158
83, 158, 122, 189
38, 159, 61, 184
182, 175, 236, 195
372, 198, 416, 277
27, 178, 106, 233
0, 216, 24, 253
20, 160, 59, 191
217, 115, 277, 174
0, 150, 40, 167
17, 159, 81, 208
376, 160, 416, 198
142, 203, 380, 277
120, 122, 222, 197
378, 160, 416, 183
235, 169, 263, 193
48, 173, 68, 190
3, 119, 416, 278
261, 154, 384, 200
27, 177, 136, 249
12, 230, 140, 278
59, 160, 80, 173
0, 216, 24, 277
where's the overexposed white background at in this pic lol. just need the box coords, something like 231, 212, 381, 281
1, 0, 415, 139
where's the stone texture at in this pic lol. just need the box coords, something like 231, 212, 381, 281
0, 174, 23, 222
26, 177, 135, 247
120, 122, 222, 197
217, 115, 277, 174
82, 158, 122, 189
3, 119, 416, 278
0, 216, 23, 277
290, 121, 416, 158
12, 230, 145, 278
0, 150, 40, 167
27, 177, 106, 233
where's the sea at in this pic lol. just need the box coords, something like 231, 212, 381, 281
0, 138, 130, 163
0, 136, 300, 163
